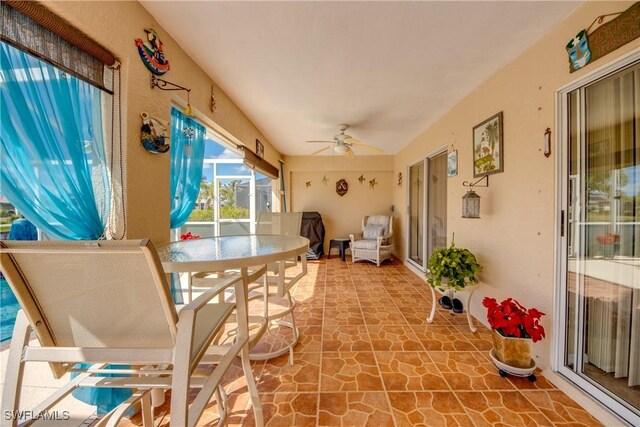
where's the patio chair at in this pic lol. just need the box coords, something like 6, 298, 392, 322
0, 239, 263, 427
349, 215, 394, 266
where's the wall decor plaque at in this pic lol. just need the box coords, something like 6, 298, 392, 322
336, 179, 348, 196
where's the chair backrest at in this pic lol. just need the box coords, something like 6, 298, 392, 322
257, 212, 303, 237
363, 215, 393, 236
0, 239, 178, 350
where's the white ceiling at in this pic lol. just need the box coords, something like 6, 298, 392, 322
141, 1, 581, 156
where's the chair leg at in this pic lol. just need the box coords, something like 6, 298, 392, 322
241, 345, 263, 427
141, 392, 153, 427
1, 311, 31, 426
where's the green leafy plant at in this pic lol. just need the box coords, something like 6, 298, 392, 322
427, 242, 481, 290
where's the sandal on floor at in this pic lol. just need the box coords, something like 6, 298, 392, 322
452, 298, 464, 314
438, 295, 453, 310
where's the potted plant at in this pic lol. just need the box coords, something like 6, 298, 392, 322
427, 242, 482, 290
426, 242, 481, 313
482, 297, 545, 368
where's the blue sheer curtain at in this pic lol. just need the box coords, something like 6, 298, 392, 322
170, 106, 205, 228
169, 107, 205, 304
0, 41, 110, 240
0, 42, 128, 413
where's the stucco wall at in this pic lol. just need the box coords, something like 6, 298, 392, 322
393, 0, 638, 368
43, 0, 281, 244
285, 155, 394, 254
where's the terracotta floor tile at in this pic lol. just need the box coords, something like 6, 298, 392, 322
410, 325, 477, 352
242, 392, 319, 427
454, 391, 558, 427
321, 352, 384, 392
429, 351, 515, 391
318, 392, 394, 426
361, 306, 408, 326
259, 352, 320, 393
388, 391, 474, 427
367, 325, 424, 352
520, 390, 603, 425
323, 325, 372, 352
324, 305, 366, 326
376, 351, 449, 391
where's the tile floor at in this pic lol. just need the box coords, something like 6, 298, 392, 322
124, 257, 602, 427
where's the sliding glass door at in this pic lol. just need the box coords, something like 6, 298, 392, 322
408, 160, 425, 269
559, 59, 639, 425
407, 150, 447, 270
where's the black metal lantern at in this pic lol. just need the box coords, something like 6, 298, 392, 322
461, 175, 488, 219
462, 190, 481, 218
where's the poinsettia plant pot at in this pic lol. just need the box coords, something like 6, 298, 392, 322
492, 331, 532, 369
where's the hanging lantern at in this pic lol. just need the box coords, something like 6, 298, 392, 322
462, 189, 481, 218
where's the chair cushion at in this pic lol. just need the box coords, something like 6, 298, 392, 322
352, 239, 378, 250
363, 225, 384, 240
366, 216, 390, 235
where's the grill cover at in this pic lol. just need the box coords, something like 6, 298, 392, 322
300, 211, 325, 260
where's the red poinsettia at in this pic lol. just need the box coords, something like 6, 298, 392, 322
482, 297, 546, 343
180, 232, 200, 240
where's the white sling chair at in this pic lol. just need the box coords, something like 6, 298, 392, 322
191, 213, 307, 366
0, 239, 263, 427
252, 212, 307, 361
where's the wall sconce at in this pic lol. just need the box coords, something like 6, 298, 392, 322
544, 127, 551, 157
462, 175, 488, 219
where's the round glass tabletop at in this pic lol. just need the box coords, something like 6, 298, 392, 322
157, 234, 309, 272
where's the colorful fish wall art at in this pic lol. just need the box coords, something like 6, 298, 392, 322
135, 28, 170, 75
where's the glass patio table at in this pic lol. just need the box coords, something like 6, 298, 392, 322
157, 234, 309, 360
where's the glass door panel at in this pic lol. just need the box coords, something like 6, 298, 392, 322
427, 152, 447, 258
565, 62, 640, 417
408, 161, 425, 268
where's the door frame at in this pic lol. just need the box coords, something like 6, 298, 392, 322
554, 49, 640, 425
405, 146, 448, 272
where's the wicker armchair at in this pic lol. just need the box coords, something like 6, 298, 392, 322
349, 215, 394, 266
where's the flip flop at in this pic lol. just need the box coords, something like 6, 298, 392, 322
438, 295, 453, 310
452, 298, 464, 314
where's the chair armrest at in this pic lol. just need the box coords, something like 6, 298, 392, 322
350, 233, 363, 243
377, 233, 393, 247
180, 275, 241, 314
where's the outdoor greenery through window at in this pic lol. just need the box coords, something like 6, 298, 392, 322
178, 132, 273, 238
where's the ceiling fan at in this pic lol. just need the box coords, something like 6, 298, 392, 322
306, 124, 383, 158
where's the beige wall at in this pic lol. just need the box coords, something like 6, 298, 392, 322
44, 0, 281, 244
394, 0, 638, 368
285, 155, 394, 253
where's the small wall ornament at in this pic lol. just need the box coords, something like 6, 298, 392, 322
397, 172, 403, 187
306, 181, 312, 188
336, 179, 348, 196
135, 28, 170, 75
322, 175, 329, 185
140, 112, 170, 154
358, 174, 366, 184
369, 178, 378, 189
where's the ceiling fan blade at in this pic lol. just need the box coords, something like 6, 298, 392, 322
310, 146, 332, 155
345, 148, 355, 159
351, 142, 384, 154
306, 140, 335, 143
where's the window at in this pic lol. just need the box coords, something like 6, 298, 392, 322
175, 130, 274, 238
